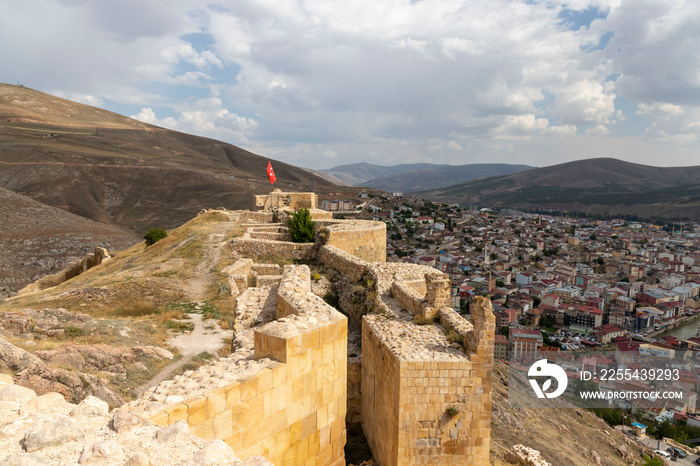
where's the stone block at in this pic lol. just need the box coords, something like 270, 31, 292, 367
290, 419, 303, 444
271, 362, 287, 388
301, 412, 317, 439
231, 404, 251, 431
257, 368, 273, 393
149, 411, 168, 427
225, 382, 242, 409
214, 409, 233, 439
193, 417, 216, 440
241, 376, 259, 401
185, 396, 209, 426
207, 388, 227, 416
165, 403, 188, 424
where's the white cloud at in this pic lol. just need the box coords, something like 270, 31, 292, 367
586, 124, 610, 135
1, 0, 700, 169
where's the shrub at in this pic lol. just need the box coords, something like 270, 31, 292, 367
287, 208, 315, 243
144, 227, 168, 246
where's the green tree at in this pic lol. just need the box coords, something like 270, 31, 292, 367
144, 228, 167, 246
287, 208, 316, 243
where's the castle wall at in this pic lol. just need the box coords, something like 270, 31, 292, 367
18, 247, 110, 295
319, 245, 369, 282
255, 192, 318, 211
360, 298, 495, 466
323, 221, 386, 263
227, 238, 315, 262
361, 319, 401, 465
150, 265, 348, 465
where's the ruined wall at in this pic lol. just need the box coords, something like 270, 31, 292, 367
227, 237, 315, 262
222, 259, 253, 297
18, 247, 110, 295
150, 265, 348, 465
255, 192, 318, 211
319, 245, 370, 282
361, 321, 401, 464
361, 285, 494, 466
323, 221, 386, 263
391, 273, 452, 320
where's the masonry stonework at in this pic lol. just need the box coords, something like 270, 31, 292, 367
151, 265, 348, 465
81, 194, 494, 466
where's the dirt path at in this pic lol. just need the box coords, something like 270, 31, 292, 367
136, 211, 240, 395
135, 311, 229, 394
187, 212, 239, 301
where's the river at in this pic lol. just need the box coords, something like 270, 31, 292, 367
657, 314, 700, 340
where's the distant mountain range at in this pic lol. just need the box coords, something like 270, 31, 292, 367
320, 162, 448, 186
320, 162, 534, 191
416, 158, 700, 221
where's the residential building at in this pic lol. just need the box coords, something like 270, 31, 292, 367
494, 334, 508, 360
509, 328, 543, 359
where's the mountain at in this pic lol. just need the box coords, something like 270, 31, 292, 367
0, 186, 136, 297
415, 158, 700, 220
361, 163, 534, 192
321, 162, 447, 186
0, 83, 338, 294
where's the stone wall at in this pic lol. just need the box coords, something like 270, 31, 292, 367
18, 247, 111, 295
150, 265, 348, 465
255, 192, 318, 211
322, 221, 386, 263
319, 245, 370, 283
360, 268, 495, 466
222, 259, 253, 297
391, 272, 452, 320
228, 237, 316, 263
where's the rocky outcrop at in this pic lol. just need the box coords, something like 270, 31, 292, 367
0, 308, 95, 340
0, 338, 43, 372
33, 344, 172, 375
0, 377, 272, 465
0, 334, 174, 408
505, 444, 551, 466
14, 365, 124, 408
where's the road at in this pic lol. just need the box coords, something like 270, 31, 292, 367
615, 426, 699, 465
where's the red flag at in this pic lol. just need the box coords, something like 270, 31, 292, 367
267, 161, 277, 185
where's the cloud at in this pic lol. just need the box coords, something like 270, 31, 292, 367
131, 100, 257, 142
586, 124, 610, 135
1, 0, 700, 169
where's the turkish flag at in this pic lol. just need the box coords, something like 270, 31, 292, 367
267, 161, 277, 185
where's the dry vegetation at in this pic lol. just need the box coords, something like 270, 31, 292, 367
0, 210, 245, 398
489, 360, 652, 465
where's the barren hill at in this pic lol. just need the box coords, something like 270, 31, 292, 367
0, 83, 339, 294
417, 158, 700, 220
0, 186, 136, 298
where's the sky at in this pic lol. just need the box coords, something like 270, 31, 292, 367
1, 0, 699, 170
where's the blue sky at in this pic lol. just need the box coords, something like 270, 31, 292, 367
1, 0, 699, 170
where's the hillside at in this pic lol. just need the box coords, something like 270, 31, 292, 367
0, 210, 245, 401
489, 360, 650, 465
362, 163, 534, 192
0, 83, 340, 293
417, 158, 700, 220
321, 162, 446, 186
0, 186, 137, 298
